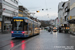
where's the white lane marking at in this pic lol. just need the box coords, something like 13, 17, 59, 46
9, 36, 38, 50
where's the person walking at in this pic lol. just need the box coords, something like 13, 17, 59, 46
51, 27, 53, 34
48, 27, 51, 32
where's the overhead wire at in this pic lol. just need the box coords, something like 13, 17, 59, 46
18, 0, 30, 11
45, 0, 47, 9
44, 0, 50, 18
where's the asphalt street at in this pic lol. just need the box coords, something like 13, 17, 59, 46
0, 30, 75, 50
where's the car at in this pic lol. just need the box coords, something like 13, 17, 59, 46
48, 27, 51, 32
44, 27, 49, 30
53, 27, 57, 32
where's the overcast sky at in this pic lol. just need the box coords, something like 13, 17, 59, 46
19, 0, 68, 20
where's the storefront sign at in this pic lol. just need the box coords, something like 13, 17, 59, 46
68, 16, 72, 20
14, 19, 23, 21
70, 16, 72, 19
71, 16, 75, 19
68, 16, 75, 20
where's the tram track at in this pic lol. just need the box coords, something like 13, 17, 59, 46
0, 38, 28, 48
0, 34, 39, 50
9, 35, 38, 50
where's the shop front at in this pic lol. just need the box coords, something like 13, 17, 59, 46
59, 24, 69, 33
70, 24, 75, 34
68, 16, 75, 34
68, 20, 75, 34
4, 21, 12, 32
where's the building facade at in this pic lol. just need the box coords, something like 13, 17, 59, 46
49, 20, 55, 27
58, 2, 64, 27
58, 1, 70, 26
18, 6, 24, 17
55, 17, 59, 28
68, 0, 75, 34
62, 1, 70, 27
18, 6, 30, 18
58, 1, 70, 33
0, 0, 18, 32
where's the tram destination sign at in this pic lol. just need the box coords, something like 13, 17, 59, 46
14, 19, 23, 21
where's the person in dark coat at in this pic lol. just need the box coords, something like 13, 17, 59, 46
48, 27, 51, 32
59, 27, 61, 33
51, 27, 53, 34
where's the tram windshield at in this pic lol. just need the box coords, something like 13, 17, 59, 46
12, 19, 24, 31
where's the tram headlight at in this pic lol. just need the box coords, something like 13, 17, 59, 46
11, 31, 14, 34
22, 31, 25, 34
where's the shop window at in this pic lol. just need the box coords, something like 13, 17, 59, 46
24, 22, 28, 31
70, 24, 75, 32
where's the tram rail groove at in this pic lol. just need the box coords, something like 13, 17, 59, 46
0, 38, 28, 48
9, 35, 38, 50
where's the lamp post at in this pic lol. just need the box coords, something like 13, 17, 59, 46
1, 8, 5, 32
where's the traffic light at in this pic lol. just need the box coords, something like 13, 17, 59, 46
46, 9, 48, 10
42, 9, 44, 11
36, 11, 39, 13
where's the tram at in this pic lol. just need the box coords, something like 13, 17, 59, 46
11, 17, 41, 38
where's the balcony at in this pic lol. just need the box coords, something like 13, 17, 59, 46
64, 12, 67, 17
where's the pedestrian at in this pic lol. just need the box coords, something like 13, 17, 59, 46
59, 27, 61, 33
48, 27, 51, 32
51, 27, 53, 34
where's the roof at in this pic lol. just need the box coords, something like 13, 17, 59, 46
13, 17, 28, 19
13, 17, 34, 22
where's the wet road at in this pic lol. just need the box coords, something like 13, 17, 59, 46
0, 30, 75, 50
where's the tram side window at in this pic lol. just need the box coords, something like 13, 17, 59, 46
29, 23, 33, 31
34, 24, 38, 29
29, 23, 31, 30
35, 24, 38, 28
24, 22, 28, 31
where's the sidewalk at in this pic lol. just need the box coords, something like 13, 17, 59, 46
0, 31, 11, 34
0, 31, 11, 38
0, 32, 11, 41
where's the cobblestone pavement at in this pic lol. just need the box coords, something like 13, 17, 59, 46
13, 30, 75, 50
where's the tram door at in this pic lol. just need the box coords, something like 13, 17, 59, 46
24, 22, 28, 35
28, 23, 33, 36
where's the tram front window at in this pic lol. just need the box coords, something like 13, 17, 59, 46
12, 19, 23, 31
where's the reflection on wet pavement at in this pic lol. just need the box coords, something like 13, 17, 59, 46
0, 37, 28, 50
10, 40, 14, 48
21, 40, 26, 50
1, 30, 75, 50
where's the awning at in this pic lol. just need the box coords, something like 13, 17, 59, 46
68, 19, 75, 24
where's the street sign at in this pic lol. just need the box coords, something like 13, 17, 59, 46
70, 16, 72, 19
